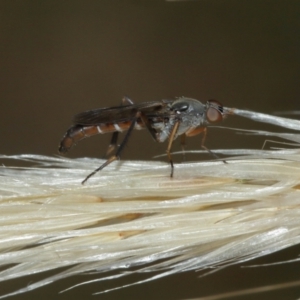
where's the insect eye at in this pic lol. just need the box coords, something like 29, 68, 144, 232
206, 100, 223, 123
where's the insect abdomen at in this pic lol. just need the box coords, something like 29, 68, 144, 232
58, 121, 144, 154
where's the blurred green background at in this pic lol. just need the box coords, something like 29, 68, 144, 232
1, 1, 300, 299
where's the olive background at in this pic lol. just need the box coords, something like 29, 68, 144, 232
1, 1, 300, 299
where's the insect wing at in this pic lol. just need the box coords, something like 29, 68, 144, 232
73, 101, 166, 125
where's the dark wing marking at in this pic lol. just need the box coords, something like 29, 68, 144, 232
73, 101, 169, 125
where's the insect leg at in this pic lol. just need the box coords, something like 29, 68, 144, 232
139, 113, 158, 141
200, 128, 227, 163
199, 128, 219, 159
186, 127, 226, 162
166, 120, 180, 177
105, 131, 119, 157
180, 134, 186, 161
82, 111, 140, 184
105, 96, 135, 157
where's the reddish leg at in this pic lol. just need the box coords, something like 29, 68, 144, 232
186, 127, 225, 161
166, 120, 180, 177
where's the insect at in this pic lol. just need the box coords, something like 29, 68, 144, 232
59, 97, 225, 184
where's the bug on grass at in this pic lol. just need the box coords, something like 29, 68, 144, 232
59, 97, 225, 184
